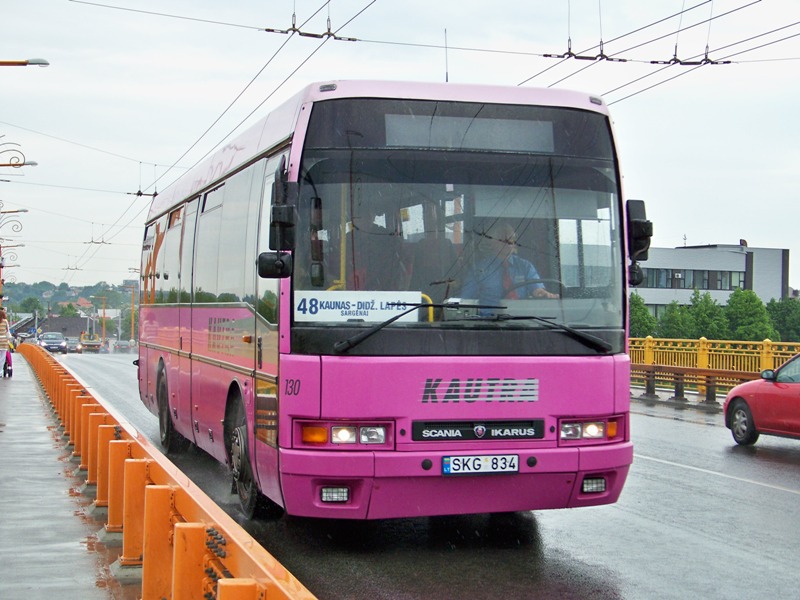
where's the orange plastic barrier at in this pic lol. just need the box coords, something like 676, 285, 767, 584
18, 343, 316, 600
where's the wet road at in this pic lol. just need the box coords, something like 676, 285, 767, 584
62, 353, 800, 599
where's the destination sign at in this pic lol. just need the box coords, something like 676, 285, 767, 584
293, 291, 423, 323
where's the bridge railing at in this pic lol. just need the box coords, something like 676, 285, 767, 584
629, 337, 800, 408
629, 337, 800, 373
18, 343, 316, 600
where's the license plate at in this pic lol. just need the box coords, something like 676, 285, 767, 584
442, 454, 519, 475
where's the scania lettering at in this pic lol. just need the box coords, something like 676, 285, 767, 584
138, 80, 651, 520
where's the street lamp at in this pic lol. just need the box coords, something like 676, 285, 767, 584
0, 206, 26, 308
0, 161, 37, 168
0, 135, 38, 169
0, 58, 49, 67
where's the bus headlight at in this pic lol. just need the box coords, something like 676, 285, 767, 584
560, 421, 605, 440
331, 426, 357, 444
359, 426, 386, 444
331, 426, 387, 444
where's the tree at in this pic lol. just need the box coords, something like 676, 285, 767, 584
59, 303, 80, 317
629, 292, 656, 337
655, 301, 694, 339
725, 288, 778, 341
19, 296, 44, 317
120, 310, 137, 340
687, 290, 730, 340
767, 297, 800, 342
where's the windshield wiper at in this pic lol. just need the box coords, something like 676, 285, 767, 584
333, 302, 500, 354
332, 303, 613, 355
493, 314, 612, 353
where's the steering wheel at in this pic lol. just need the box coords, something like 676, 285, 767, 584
505, 278, 564, 298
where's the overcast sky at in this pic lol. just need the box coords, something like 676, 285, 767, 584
2, 0, 798, 289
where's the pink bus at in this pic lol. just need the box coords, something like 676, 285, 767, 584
138, 80, 652, 520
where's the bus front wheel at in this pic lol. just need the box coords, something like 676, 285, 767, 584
229, 399, 283, 520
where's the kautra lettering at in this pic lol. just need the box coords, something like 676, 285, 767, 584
421, 378, 539, 403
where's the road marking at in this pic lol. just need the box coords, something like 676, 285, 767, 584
634, 453, 800, 496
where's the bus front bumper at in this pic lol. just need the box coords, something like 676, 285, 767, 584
278, 442, 633, 519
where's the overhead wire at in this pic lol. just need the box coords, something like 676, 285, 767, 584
606, 21, 800, 104
540, 0, 760, 88
144, 1, 335, 195
0, 119, 174, 169
68, 0, 267, 31
70, 1, 379, 282
16, 1, 798, 283
62, 1, 332, 280
519, 0, 716, 85
144, 0, 378, 198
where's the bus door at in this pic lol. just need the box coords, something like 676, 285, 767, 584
158, 206, 193, 440
176, 198, 199, 442
253, 153, 285, 503
139, 221, 160, 407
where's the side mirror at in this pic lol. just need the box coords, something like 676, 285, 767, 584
271, 156, 288, 205
760, 369, 775, 381
269, 156, 298, 251
628, 262, 644, 287
269, 203, 296, 251
626, 199, 653, 286
258, 251, 293, 278
627, 199, 653, 262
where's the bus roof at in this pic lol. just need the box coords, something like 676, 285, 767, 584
146, 80, 610, 222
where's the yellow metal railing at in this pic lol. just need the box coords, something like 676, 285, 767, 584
629, 337, 800, 374
630, 336, 800, 399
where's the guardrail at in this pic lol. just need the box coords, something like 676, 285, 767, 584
629, 336, 800, 373
629, 336, 800, 411
18, 343, 316, 600
631, 363, 761, 411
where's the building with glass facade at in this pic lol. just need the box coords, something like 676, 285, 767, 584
631, 243, 789, 318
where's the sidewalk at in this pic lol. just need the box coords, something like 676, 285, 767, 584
0, 353, 128, 599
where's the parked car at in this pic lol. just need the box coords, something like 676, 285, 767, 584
65, 337, 83, 353
724, 353, 800, 445
38, 332, 68, 354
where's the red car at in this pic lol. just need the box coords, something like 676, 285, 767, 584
724, 354, 800, 445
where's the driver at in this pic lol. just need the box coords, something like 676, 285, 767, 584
460, 222, 558, 305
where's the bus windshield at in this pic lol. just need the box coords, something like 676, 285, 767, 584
292, 98, 623, 355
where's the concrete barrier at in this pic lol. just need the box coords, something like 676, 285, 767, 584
19, 343, 316, 600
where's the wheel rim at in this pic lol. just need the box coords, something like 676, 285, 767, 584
732, 407, 749, 440
158, 378, 169, 443
230, 424, 247, 482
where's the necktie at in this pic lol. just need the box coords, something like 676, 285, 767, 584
503, 261, 518, 299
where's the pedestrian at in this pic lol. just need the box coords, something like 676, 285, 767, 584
0, 309, 11, 376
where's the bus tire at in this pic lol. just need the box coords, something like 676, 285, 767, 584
157, 368, 189, 454
229, 398, 283, 520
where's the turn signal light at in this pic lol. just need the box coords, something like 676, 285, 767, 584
302, 425, 328, 444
